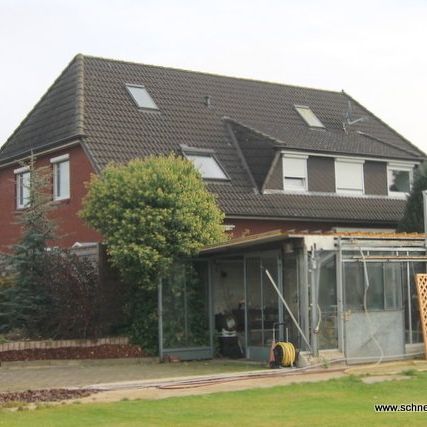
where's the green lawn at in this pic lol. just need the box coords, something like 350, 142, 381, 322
2, 372, 427, 426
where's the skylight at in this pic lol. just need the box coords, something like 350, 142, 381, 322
185, 153, 228, 180
295, 105, 324, 128
126, 84, 159, 110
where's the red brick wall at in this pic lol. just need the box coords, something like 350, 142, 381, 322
0, 144, 101, 252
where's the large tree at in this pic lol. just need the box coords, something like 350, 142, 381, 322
398, 162, 427, 232
80, 154, 226, 351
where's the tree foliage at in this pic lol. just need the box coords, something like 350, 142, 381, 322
0, 156, 55, 336
80, 155, 226, 351
0, 155, 105, 339
398, 162, 427, 232
80, 155, 226, 286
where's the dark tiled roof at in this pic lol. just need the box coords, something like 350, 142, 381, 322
0, 57, 84, 162
0, 54, 424, 224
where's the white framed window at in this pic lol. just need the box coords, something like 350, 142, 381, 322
14, 166, 30, 209
295, 105, 325, 128
387, 163, 412, 197
126, 84, 159, 110
51, 154, 70, 200
185, 153, 228, 180
335, 158, 365, 194
282, 154, 308, 192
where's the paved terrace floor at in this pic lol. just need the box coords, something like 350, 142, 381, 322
0, 359, 265, 392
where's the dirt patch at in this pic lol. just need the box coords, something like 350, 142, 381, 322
0, 388, 99, 404
77, 370, 346, 403
0, 344, 143, 362
361, 374, 411, 384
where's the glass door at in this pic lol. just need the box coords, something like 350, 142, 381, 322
245, 254, 280, 361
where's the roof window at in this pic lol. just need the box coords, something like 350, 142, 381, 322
182, 146, 228, 180
126, 84, 159, 110
295, 105, 324, 128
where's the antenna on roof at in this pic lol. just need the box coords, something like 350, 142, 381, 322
343, 101, 368, 134
204, 95, 211, 108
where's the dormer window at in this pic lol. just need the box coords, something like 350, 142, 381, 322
282, 154, 308, 191
126, 84, 159, 110
182, 146, 228, 180
295, 105, 324, 128
388, 163, 412, 196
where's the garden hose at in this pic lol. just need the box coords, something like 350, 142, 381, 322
274, 342, 296, 367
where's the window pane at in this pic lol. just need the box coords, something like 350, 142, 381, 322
186, 154, 227, 180
384, 263, 403, 310
284, 177, 305, 189
336, 161, 363, 193
126, 85, 158, 110
344, 262, 364, 310
55, 161, 70, 199
389, 170, 410, 193
295, 106, 324, 128
17, 171, 30, 208
366, 263, 384, 310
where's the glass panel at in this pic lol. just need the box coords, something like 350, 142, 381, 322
213, 260, 245, 347
295, 106, 324, 128
126, 85, 159, 110
283, 253, 300, 346
389, 170, 410, 193
366, 263, 384, 310
284, 177, 305, 190
318, 254, 338, 349
384, 263, 403, 310
186, 155, 228, 180
246, 258, 262, 346
55, 161, 70, 199
246, 257, 279, 347
162, 261, 209, 349
262, 258, 279, 347
17, 172, 30, 208
344, 262, 364, 310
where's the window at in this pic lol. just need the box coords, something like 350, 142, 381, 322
185, 153, 228, 180
388, 164, 412, 195
15, 167, 30, 209
126, 84, 159, 110
282, 154, 308, 191
335, 158, 364, 194
51, 154, 70, 200
295, 105, 324, 128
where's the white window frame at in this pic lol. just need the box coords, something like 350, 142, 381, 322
294, 105, 325, 128
50, 154, 70, 201
14, 166, 30, 210
387, 162, 413, 198
182, 146, 229, 181
335, 157, 365, 195
282, 153, 308, 192
125, 84, 159, 111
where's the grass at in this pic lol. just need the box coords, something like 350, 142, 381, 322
1, 372, 427, 426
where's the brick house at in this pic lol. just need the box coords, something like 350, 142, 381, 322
1, 55, 426, 363
0, 54, 424, 251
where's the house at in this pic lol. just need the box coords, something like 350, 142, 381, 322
1, 55, 426, 363
0, 54, 425, 252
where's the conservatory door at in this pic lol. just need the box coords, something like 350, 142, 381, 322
159, 261, 212, 360
245, 254, 281, 361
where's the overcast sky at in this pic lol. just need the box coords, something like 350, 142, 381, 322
1, 0, 426, 152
